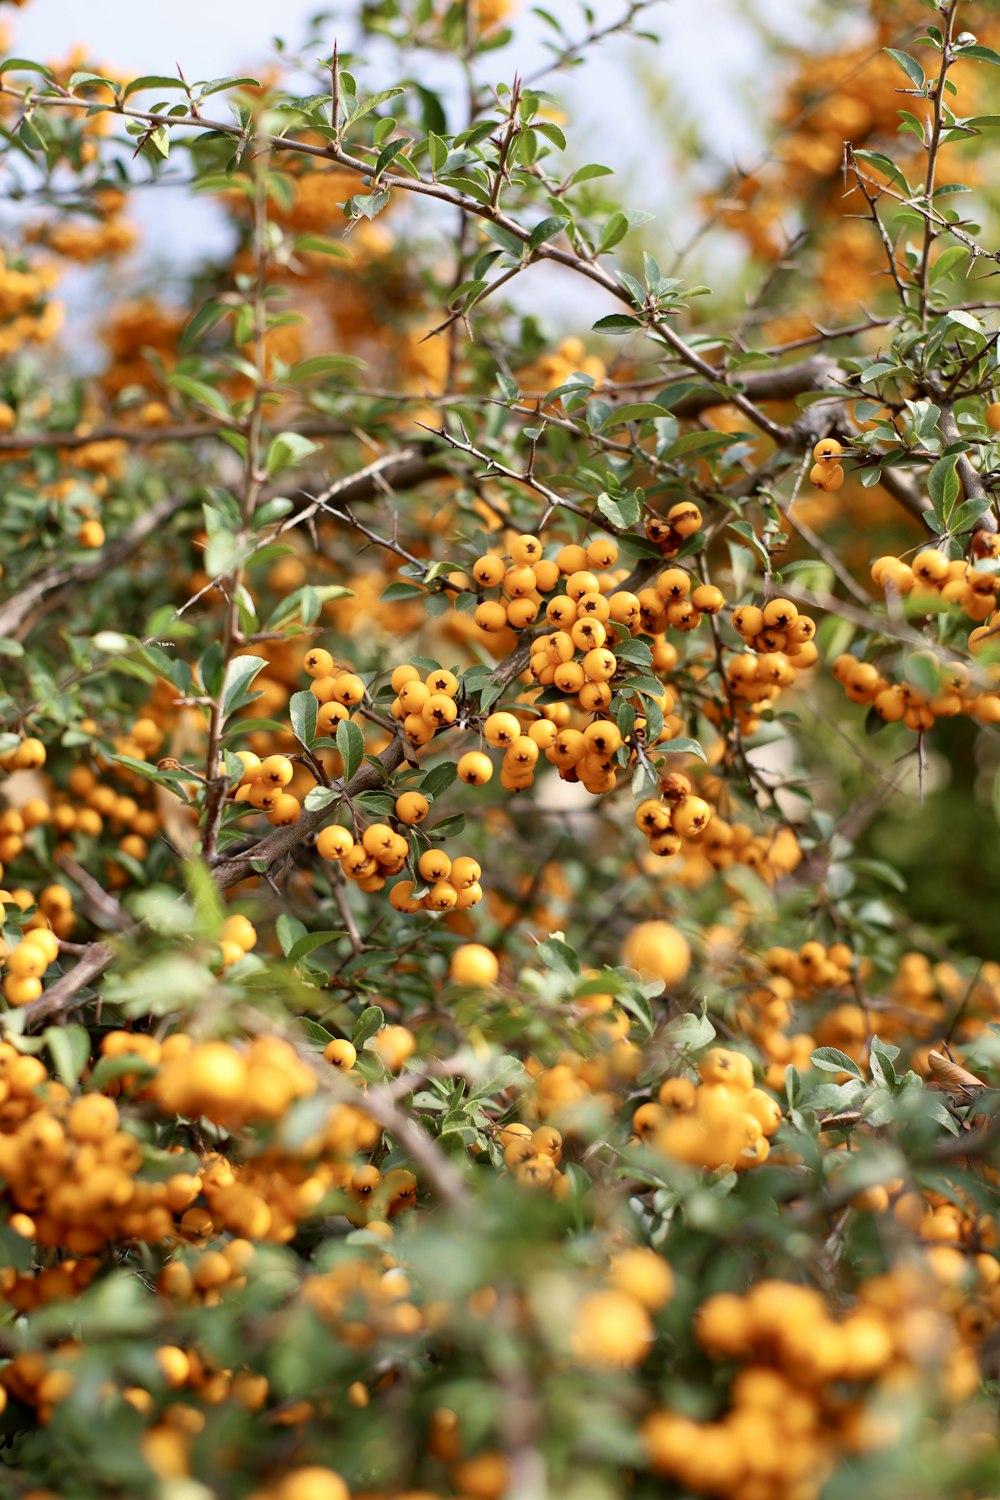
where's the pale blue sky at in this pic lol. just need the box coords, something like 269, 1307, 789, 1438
4, 0, 820, 329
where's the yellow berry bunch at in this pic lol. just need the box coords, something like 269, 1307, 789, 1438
642, 1274, 921, 1500
634, 770, 713, 859
872, 537, 1000, 624
0, 734, 47, 773
570, 1248, 675, 1370
832, 651, 1000, 729
497, 1121, 572, 1197
808, 436, 846, 491
318, 816, 483, 914
763, 938, 858, 995
389, 660, 462, 746
636, 1047, 782, 1172
643, 500, 704, 556
471, 531, 587, 635
731, 596, 818, 661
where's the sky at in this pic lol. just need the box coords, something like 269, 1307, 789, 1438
2, 0, 817, 328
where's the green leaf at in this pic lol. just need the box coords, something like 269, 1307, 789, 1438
529, 215, 569, 251
352, 1005, 385, 1047
266, 584, 354, 629
304, 786, 339, 812
599, 402, 670, 431
337, 718, 365, 784
288, 931, 346, 962
276, 914, 308, 957
598, 211, 629, 252
180, 298, 230, 350
660, 736, 708, 762
666, 429, 739, 457
346, 85, 407, 126
265, 431, 321, 476
811, 1046, 865, 1081
597, 490, 641, 529
293, 233, 349, 259
286, 354, 361, 381
929, 245, 970, 284
381, 580, 427, 601
124, 74, 189, 99
373, 137, 411, 179
300, 1017, 336, 1047
198, 75, 262, 96
531, 121, 566, 151
428, 132, 448, 172
90, 1052, 157, 1089
663, 1008, 716, 1050
883, 47, 925, 90
0, 57, 54, 78
170, 374, 231, 418
591, 313, 643, 335
420, 762, 458, 799
946, 308, 983, 333
221, 654, 268, 718
289, 689, 318, 747
567, 162, 613, 186
44, 1025, 90, 1087
429, 812, 465, 839
959, 45, 1000, 67
928, 453, 960, 521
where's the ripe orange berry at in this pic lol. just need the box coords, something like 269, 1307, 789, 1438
274, 1467, 349, 1500
6, 940, 48, 979
391, 663, 420, 692
395, 791, 429, 825
67, 1093, 119, 1143
475, 601, 508, 632
532, 558, 560, 592
424, 878, 458, 910
422, 694, 458, 727
458, 750, 494, 785
571, 1289, 653, 1367
622, 922, 691, 989
483, 712, 521, 748
691, 583, 725, 614
316, 825, 354, 861
3, 975, 42, 1006
506, 597, 539, 630
317, 701, 349, 735
582, 647, 617, 682
586, 536, 618, 568
324, 1038, 357, 1071
371, 1025, 416, 1071
732, 604, 764, 638
666, 501, 702, 537
14, 738, 46, 770
434, 856, 475, 894
304, 647, 334, 678
333, 672, 365, 706
812, 437, 843, 463
809, 462, 844, 491
417, 848, 451, 882
258, 755, 294, 787
449, 943, 499, 986
425, 668, 458, 697
510, 533, 542, 565
986, 402, 1000, 431
761, 597, 797, 630
473, 555, 506, 587
77, 519, 105, 549
671, 796, 713, 838
556, 543, 589, 574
